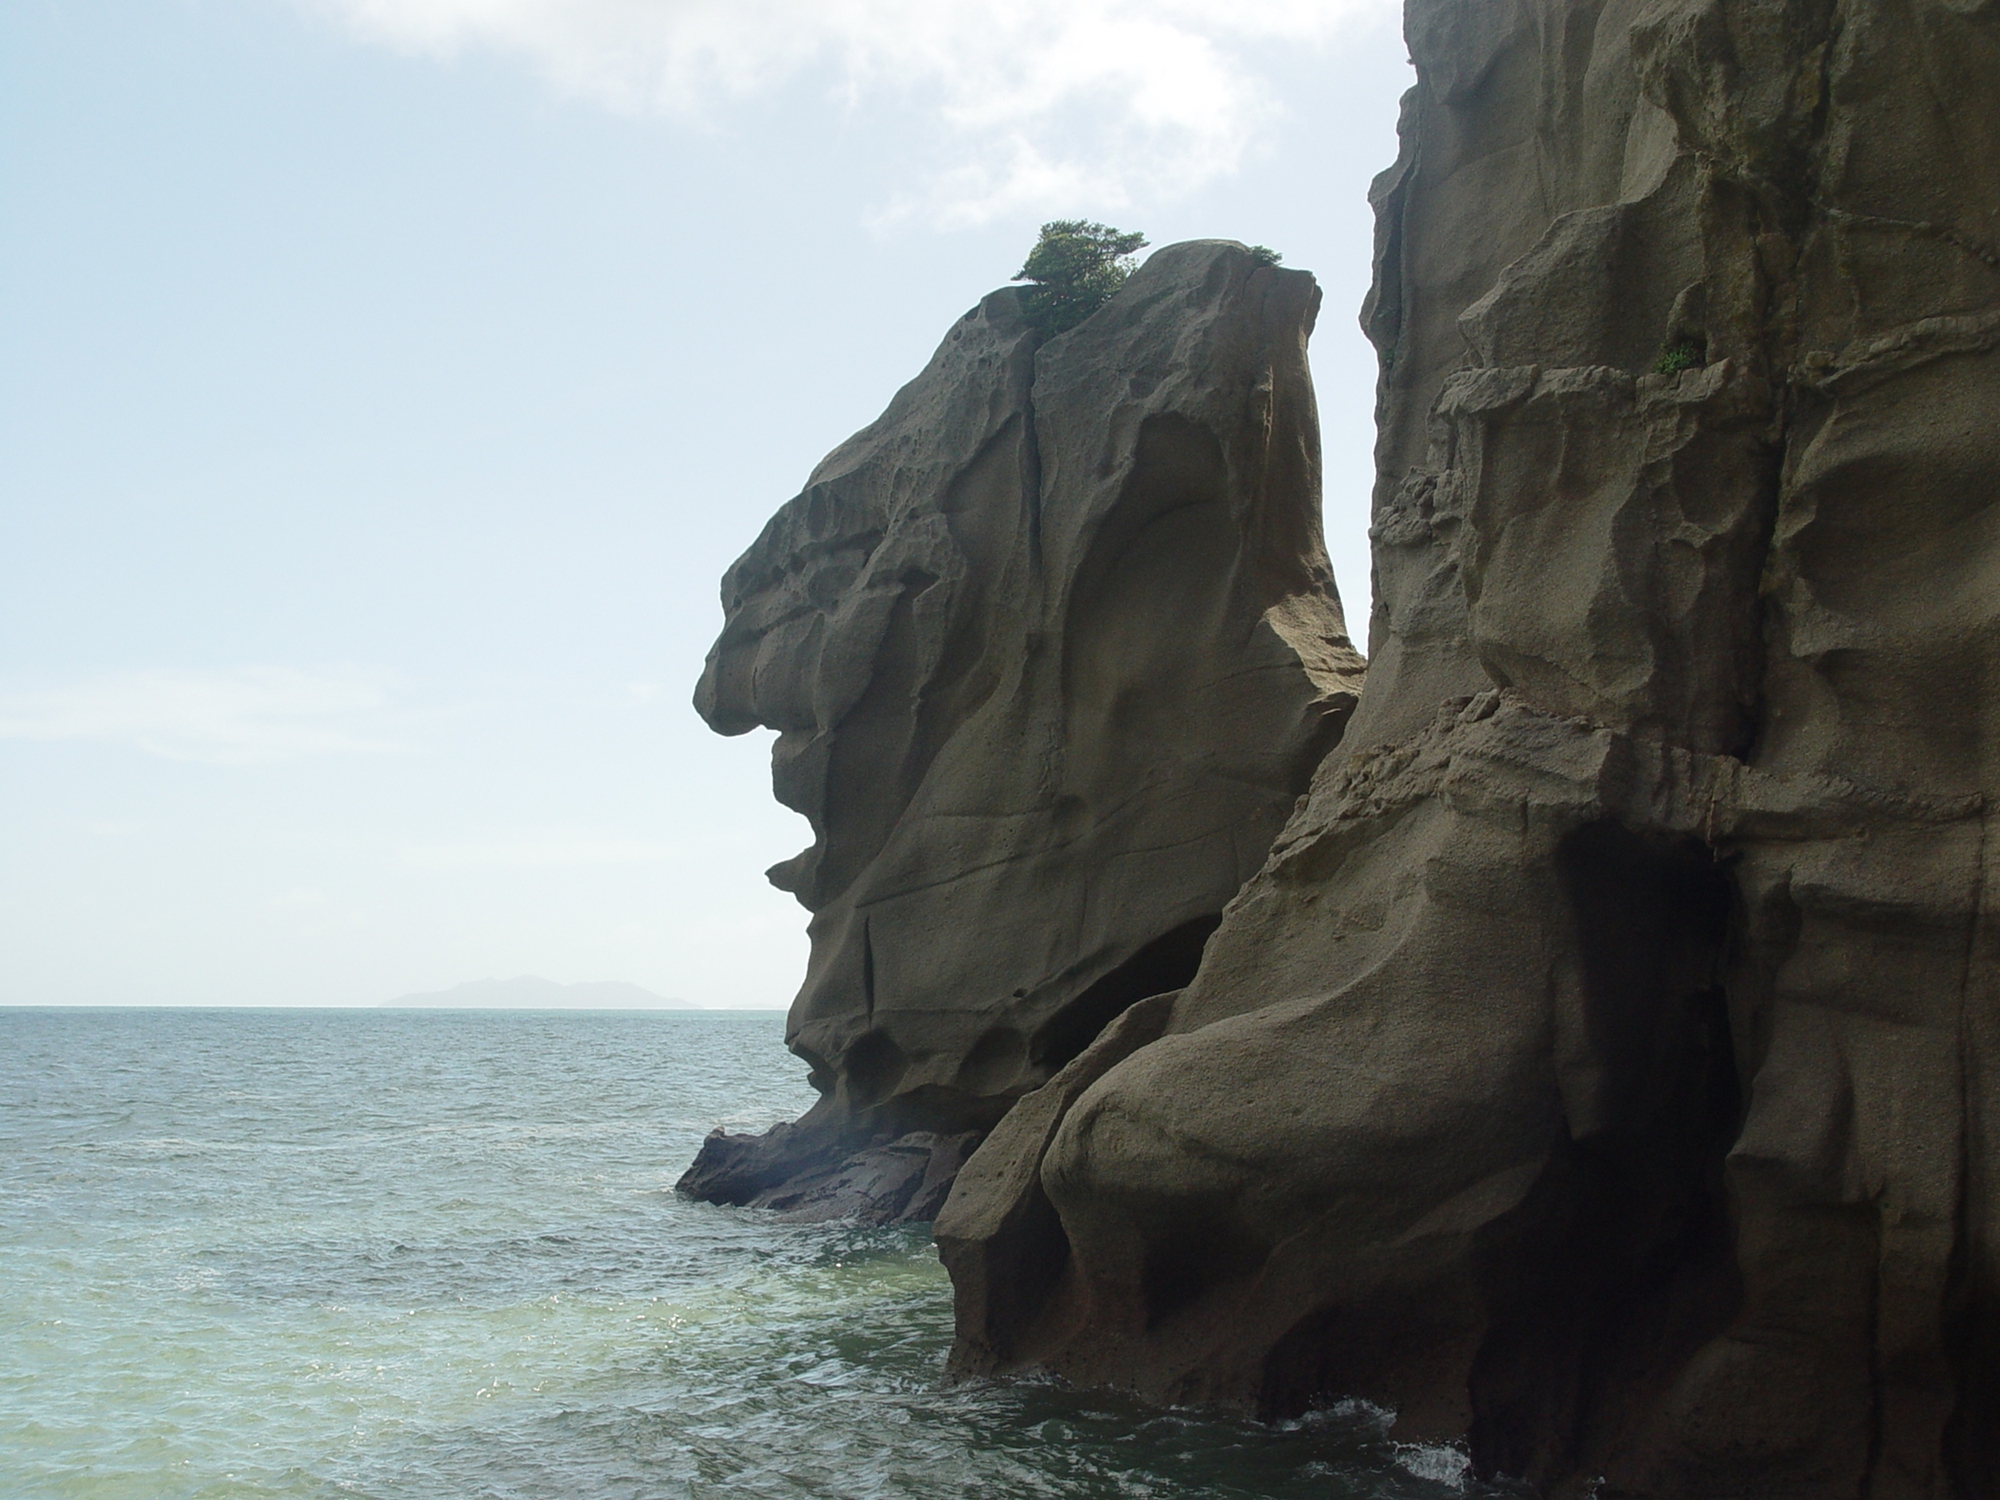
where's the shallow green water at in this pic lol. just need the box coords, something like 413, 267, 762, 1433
0, 1008, 1471, 1499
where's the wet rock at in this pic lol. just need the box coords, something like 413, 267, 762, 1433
680, 1127, 979, 1226
683, 240, 1364, 1215
938, 0, 2000, 1492
675, 1118, 840, 1208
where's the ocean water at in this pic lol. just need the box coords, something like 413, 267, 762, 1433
0, 1008, 1472, 1500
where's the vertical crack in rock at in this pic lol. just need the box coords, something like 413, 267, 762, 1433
1947, 804, 1993, 1488
679, 242, 1365, 1225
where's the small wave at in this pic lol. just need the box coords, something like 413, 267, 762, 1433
1395, 1439, 1473, 1489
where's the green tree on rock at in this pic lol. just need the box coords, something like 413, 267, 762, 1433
1014, 220, 1148, 339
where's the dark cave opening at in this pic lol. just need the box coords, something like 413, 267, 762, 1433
1141, 1208, 1270, 1330
1027, 912, 1224, 1074
1468, 821, 1745, 1484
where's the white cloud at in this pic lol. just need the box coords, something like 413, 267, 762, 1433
0, 668, 407, 765
299, 0, 1392, 224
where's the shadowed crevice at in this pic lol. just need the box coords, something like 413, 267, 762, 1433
1029, 913, 1223, 1073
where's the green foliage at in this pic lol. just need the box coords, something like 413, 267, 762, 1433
1653, 336, 1705, 375
1248, 245, 1283, 267
1014, 220, 1148, 338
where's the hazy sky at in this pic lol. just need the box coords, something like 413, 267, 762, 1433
0, 0, 1411, 1007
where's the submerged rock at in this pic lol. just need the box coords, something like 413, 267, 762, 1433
680, 241, 1364, 1214
937, 0, 2000, 1492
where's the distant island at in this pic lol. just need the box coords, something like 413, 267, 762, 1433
384, 977, 697, 1009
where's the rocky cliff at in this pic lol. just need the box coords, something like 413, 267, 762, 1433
679, 241, 1364, 1222
936, 0, 2000, 1492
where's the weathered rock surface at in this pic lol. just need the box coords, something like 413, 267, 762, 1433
680, 241, 1364, 1212
938, 0, 2000, 1493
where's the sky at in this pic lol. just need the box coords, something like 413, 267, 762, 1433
0, 0, 1412, 1008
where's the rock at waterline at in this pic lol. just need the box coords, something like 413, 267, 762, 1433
935, 0, 2000, 1491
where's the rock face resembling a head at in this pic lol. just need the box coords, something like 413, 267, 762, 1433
681, 241, 1364, 1215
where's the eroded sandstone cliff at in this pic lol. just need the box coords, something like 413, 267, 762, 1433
679, 241, 1364, 1221
937, 0, 2000, 1493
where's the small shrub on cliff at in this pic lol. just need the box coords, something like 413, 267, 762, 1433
1653, 335, 1706, 375
1015, 220, 1148, 338
1248, 245, 1283, 267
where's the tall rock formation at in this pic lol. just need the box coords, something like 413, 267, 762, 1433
938, 0, 2000, 1493
680, 241, 1365, 1220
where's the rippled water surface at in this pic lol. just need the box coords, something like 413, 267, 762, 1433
1, 1008, 1470, 1499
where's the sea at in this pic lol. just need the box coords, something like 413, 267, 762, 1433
0, 1007, 1474, 1500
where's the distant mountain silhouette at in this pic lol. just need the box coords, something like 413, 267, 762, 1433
384, 977, 696, 1009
